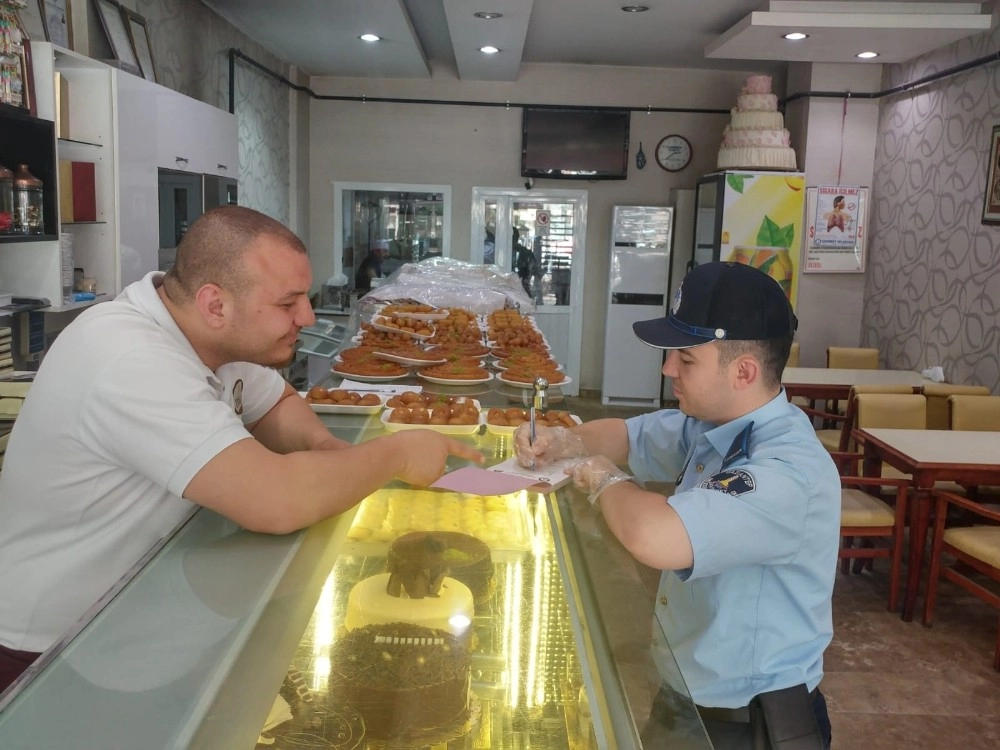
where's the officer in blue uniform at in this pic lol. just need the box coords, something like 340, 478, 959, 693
516, 261, 839, 750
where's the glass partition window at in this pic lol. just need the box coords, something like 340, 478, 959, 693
333, 183, 452, 292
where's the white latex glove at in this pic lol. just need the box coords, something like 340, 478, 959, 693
513, 424, 588, 468
566, 455, 634, 506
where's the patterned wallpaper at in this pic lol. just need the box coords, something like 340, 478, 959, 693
122, 0, 291, 224
867, 14, 1000, 392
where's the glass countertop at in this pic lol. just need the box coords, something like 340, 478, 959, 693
0, 380, 710, 750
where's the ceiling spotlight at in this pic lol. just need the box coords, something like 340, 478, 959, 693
621, 5, 650, 11
856, 51, 879, 59
359, 33, 381, 42
783, 32, 808, 41
473, 11, 503, 19
480, 45, 500, 54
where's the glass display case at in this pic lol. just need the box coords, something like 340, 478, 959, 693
333, 183, 451, 296
0, 380, 711, 750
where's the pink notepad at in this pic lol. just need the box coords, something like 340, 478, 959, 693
430, 457, 576, 495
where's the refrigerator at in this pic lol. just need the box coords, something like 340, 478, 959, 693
691, 170, 805, 308
601, 205, 674, 407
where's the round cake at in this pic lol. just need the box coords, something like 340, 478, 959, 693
736, 92, 778, 111
745, 74, 772, 94
389, 531, 494, 606
344, 572, 474, 638
717, 75, 797, 170
330, 622, 471, 740
730, 110, 784, 130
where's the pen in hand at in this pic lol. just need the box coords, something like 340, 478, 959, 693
530, 376, 549, 470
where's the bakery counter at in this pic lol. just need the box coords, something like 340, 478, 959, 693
0, 390, 711, 749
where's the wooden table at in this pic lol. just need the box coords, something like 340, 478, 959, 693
852, 428, 1000, 621
781, 367, 932, 402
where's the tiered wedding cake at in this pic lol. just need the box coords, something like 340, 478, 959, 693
717, 75, 797, 170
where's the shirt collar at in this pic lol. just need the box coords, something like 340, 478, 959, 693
120, 272, 221, 387
700, 391, 791, 468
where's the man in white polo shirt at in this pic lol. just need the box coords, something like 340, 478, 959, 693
0, 206, 482, 693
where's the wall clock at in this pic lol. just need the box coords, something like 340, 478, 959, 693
655, 135, 692, 172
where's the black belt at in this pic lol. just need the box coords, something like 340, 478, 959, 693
697, 687, 818, 725
697, 703, 751, 723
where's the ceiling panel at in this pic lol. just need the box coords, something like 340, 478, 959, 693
199, 0, 996, 80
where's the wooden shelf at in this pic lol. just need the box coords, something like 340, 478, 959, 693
58, 137, 103, 148
61, 221, 107, 226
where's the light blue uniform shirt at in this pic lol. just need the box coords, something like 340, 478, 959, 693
626, 392, 840, 708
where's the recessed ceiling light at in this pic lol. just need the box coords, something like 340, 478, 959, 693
621, 5, 650, 11
473, 12, 503, 19
856, 51, 879, 59
359, 33, 381, 42
480, 46, 500, 54
783, 32, 808, 41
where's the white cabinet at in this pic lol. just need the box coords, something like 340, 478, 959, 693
153, 83, 237, 177
2, 43, 239, 308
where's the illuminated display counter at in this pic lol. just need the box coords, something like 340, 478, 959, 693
0, 383, 712, 749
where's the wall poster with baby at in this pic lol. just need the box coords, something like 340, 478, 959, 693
804, 184, 867, 273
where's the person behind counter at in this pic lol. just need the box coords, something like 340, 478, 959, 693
0, 206, 483, 694
355, 244, 388, 292
514, 262, 839, 750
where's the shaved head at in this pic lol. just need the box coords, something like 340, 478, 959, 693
163, 206, 307, 303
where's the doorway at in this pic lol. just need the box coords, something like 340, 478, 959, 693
471, 187, 588, 396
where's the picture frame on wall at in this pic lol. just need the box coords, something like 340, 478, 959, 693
18, 0, 49, 43
93, 0, 141, 76
20, 40, 37, 116
42, 0, 71, 48
982, 124, 1000, 225
120, 6, 156, 83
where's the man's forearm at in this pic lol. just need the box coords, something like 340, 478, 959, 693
573, 418, 630, 464
251, 385, 348, 453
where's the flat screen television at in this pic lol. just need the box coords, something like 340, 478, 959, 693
521, 107, 630, 180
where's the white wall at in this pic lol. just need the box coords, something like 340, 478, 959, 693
787, 63, 883, 367
307, 62, 753, 390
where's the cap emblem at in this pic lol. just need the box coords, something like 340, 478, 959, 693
671, 287, 682, 315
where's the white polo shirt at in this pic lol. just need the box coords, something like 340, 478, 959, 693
0, 272, 286, 653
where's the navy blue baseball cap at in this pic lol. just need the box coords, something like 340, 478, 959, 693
633, 261, 797, 349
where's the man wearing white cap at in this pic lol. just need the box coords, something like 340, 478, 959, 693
516, 261, 838, 750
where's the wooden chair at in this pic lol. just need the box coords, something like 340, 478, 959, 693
948, 395, 1000, 499
948, 394, 1000, 431
826, 346, 880, 369
923, 489, 1000, 671
922, 384, 991, 429
787, 341, 800, 368
833, 452, 909, 612
785, 342, 812, 408
799, 384, 914, 454
824, 346, 880, 418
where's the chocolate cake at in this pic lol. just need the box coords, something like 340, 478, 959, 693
330, 622, 471, 740
388, 531, 494, 605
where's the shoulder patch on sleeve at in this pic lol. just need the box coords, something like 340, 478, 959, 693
699, 468, 756, 496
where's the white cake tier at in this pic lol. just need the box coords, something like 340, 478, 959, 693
736, 93, 778, 112
344, 573, 474, 637
722, 127, 790, 148
731, 110, 784, 130
745, 75, 773, 95
717, 146, 797, 170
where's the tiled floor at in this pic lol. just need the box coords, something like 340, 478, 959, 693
563, 394, 1000, 749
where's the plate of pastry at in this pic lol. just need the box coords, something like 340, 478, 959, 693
332, 361, 411, 382
300, 389, 387, 414
380, 400, 482, 434
484, 408, 581, 435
